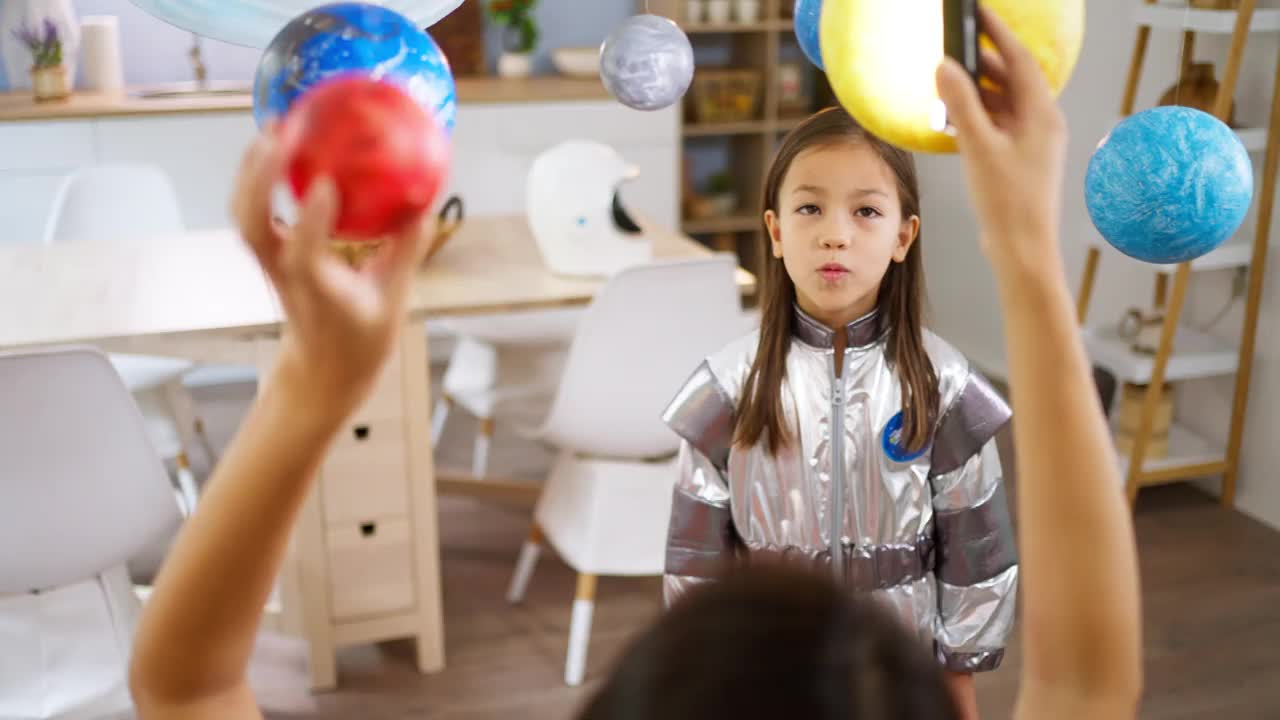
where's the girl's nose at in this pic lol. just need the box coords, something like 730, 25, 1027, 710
820, 232, 850, 250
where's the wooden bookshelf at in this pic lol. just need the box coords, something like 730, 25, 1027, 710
1075, 0, 1280, 507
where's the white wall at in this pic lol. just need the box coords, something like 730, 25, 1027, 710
66, 0, 261, 87
919, 0, 1280, 529
0, 0, 634, 90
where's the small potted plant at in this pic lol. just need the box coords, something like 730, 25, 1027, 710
13, 18, 69, 102
488, 0, 538, 78
704, 172, 737, 215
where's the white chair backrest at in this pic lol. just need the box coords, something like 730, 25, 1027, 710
0, 346, 182, 593
539, 254, 743, 459
43, 164, 184, 244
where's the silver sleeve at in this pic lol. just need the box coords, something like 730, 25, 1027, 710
931, 439, 1019, 672
663, 440, 734, 607
664, 573, 712, 607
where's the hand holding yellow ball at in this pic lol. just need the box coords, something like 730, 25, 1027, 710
820, 0, 1084, 153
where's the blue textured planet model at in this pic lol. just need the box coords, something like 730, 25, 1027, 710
1086, 106, 1253, 265
252, 2, 456, 134
795, 0, 824, 71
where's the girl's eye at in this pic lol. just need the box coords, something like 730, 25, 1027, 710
856, 206, 882, 218
796, 204, 821, 216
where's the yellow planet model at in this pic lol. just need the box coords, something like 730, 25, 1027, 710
820, 0, 1084, 153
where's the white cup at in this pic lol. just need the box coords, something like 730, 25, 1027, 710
734, 0, 761, 23
685, 0, 704, 24
707, 0, 731, 24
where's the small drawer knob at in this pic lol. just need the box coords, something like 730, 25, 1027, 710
360, 522, 377, 537
353, 424, 371, 441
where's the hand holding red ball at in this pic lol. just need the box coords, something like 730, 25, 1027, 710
277, 74, 451, 241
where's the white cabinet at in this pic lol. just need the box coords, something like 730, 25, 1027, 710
0, 120, 96, 244
0, 100, 679, 244
0, 173, 76, 244
0, 120, 95, 172
448, 101, 678, 225
95, 113, 259, 231
443, 105, 523, 218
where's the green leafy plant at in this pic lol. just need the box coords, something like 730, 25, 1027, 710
488, 0, 539, 54
13, 19, 62, 69
705, 172, 735, 195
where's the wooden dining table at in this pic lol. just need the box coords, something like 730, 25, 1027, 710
0, 214, 755, 690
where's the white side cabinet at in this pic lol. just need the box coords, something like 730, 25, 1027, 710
0, 120, 96, 244
0, 100, 679, 245
95, 113, 260, 231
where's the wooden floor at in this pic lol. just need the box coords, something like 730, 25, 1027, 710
188, 372, 1280, 719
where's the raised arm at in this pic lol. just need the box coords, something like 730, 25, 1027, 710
127, 134, 434, 720
936, 9, 1143, 720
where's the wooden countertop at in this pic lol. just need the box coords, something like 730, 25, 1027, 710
0, 75, 611, 123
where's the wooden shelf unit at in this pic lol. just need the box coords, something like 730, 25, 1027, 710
644, 0, 835, 271
1138, 3, 1280, 33
1076, 0, 1280, 507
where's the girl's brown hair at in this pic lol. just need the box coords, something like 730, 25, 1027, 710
734, 107, 938, 456
578, 564, 959, 720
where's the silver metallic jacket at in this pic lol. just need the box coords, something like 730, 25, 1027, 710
662, 304, 1018, 673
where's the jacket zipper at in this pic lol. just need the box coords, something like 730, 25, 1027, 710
830, 351, 846, 584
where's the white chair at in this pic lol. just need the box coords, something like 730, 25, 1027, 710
503, 254, 745, 686
430, 138, 653, 479
430, 308, 583, 477
0, 346, 184, 720
44, 164, 223, 508
42, 164, 184, 245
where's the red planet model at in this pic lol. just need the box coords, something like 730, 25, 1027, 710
277, 74, 450, 241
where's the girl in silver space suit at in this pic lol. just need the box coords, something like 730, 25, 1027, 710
662, 107, 1018, 719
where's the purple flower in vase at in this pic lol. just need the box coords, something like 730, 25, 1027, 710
11, 26, 36, 49
12, 17, 63, 69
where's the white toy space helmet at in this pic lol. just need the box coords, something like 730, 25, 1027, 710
526, 140, 652, 277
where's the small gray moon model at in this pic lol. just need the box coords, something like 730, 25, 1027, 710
599, 14, 695, 112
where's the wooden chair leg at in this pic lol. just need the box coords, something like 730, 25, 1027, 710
473, 417, 494, 478
431, 395, 453, 446
160, 378, 207, 470
506, 524, 544, 604
565, 573, 597, 686
174, 451, 200, 516
196, 416, 220, 461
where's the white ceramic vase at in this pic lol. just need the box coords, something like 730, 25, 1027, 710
0, 0, 80, 91
498, 52, 532, 78
685, 0, 705, 24
706, 0, 731, 24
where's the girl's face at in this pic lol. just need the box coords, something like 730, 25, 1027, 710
764, 141, 919, 331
